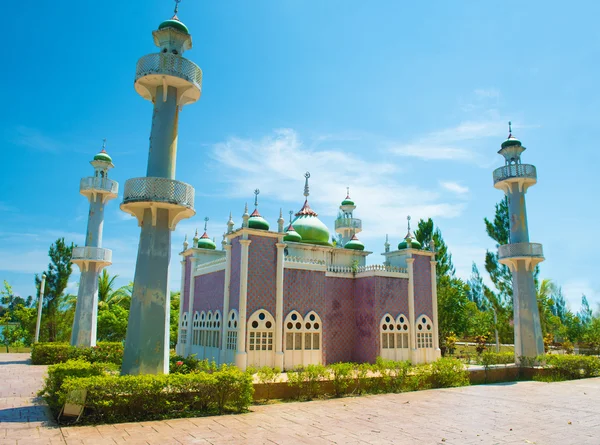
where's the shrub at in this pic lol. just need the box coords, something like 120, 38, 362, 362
429, 358, 469, 388
169, 354, 217, 374
58, 368, 253, 424
444, 332, 458, 356
305, 364, 327, 400
374, 357, 411, 393
31, 342, 123, 365
286, 366, 307, 400
561, 340, 574, 355
403, 365, 432, 392
537, 354, 600, 381
479, 351, 514, 367
354, 362, 373, 395
328, 362, 354, 397
474, 334, 489, 354
39, 360, 109, 411
256, 366, 281, 401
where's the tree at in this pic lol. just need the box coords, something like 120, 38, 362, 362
414, 218, 455, 277
578, 295, 593, 327
483, 198, 513, 307
170, 291, 180, 349
437, 275, 470, 343
35, 238, 74, 342
97, 304, 129, 342
98, 271, 132, 309
550, 287, 568, 324
467, 263, 488, 311
0, 281, 33, 318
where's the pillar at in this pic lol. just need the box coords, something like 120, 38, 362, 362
220, 244, 232, 364
275, 242, 286, 369
430, 259, 441, 358
406, 257, 416, 363
235, 239, 251, 370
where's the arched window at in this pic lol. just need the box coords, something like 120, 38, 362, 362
395, 314, 410, 350
416, 315, 433, 349
247, 309, 275, 368
226, 310, 239, 351
380, 314, 396, 351
380, 313, 410, 361
283, 310, 322, 369
192, 312, 200, 346
200, 311, 221, 348
199, 311, 206, 347
180, 312, 189, 345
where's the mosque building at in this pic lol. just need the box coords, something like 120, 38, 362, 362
177, 172, 441, 370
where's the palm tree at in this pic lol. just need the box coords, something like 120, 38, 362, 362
98, 270, 132, 309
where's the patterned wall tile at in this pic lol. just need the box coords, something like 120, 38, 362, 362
247, 236, 278, 316
413, 254, 433, 319
229, 238, 241, 312
193, 270, 225, 313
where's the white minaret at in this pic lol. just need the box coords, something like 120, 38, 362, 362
334, 187, 362, 246
493, 122, 545, 361
71, 141, 118, 347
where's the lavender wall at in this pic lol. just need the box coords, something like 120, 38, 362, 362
323, 277, 355, 364
182, 256, 191, 312
193, 270, 225, 314
413, 254, 433, 319
229, 238, 241, 312
246, 235, 278, 317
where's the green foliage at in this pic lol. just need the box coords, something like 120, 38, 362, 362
374, 357, 411, 393
286, 364, 326, 400
40, 360, 109, 411
328, 362, 354, 397
414, 218, 455, 277
537, 355, 600, 381
444, 332, 458, 355
437, 275, 470, 341
354, 362, 373, 395
474, 334, 489, 354
429, 358, 470, 388
403, 364, 432, 391
31, 342, 123, 365
97, 304, 128, 342
58, 368, 253, 423
478, 351, 514, 367
169, 354, 217, 374
257, 366, 281, 401
170, 291, 180, 348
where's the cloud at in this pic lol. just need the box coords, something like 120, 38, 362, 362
562, 280, 600, 312
440, 181, 469, 195
13, 126, 61, 153
474, 88, 500, 99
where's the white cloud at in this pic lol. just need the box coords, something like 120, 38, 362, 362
440, 181, 469, 195
474, 88, 500, 99
562, 280, 600, 313
13, 126, 60, 153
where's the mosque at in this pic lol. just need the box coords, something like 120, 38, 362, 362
176, 172, 441, 370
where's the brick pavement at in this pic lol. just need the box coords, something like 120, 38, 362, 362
1, 353, 599, 445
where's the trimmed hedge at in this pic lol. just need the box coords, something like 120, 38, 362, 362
31, 342, 123, 365
58, 365, 253, 424
537, 354, 600, 381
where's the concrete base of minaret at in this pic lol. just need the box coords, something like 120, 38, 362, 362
71, 268, 100, 347
122, 208, 172, 375
512, 260, 544, 361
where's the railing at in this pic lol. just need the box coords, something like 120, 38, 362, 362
285, 256, 326, 266
122, 177, 195, 209
72, 246, 112, 263
326, 264, 408, 274
135, 53, 202, 89
493, 164, 537, 184
498, 242, 544, 260
80, 177, 118, 195
196, 257, 227, 270
334, 218, 362, 230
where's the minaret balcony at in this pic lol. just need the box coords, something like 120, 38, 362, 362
121, 177, 195, 230
79, 177, 118, 203
493, 164, 537, 193
498, 242, 544, 272
135, 53, 202, 107
335, 218, 362, 232
71, 246, 112, 270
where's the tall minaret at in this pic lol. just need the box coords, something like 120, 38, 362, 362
71, 141, 118, 347
120, 1, 201, 375
334, 187, 362, 246
493, 122, 545, 361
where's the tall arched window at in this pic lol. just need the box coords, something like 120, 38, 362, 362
226, 309, 239, 352
284, 310, 322, 369
380, 313, 410, 361
200, 311, 221, 348
180, 312, 189, 346
247, 309, 275, 368
192, 312, 200, 346
416, 315, 433, 349
199, 311, 207, 347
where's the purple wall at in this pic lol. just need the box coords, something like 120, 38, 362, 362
323, 277, 355, 364
413, 254, 433, 319
182, 256, 191, 312
229, 238, 241, 312
247, 236, 278, 317
193, 270, 225, 314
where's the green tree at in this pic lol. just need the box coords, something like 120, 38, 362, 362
98, 271, 132, 309
483, 198, 512, 307
97, 304, 129, 342
170, 291, 180, 349
414, 218, 455, 277
578, 295, 593, 327
437, 275, 470, 343
35, 238, 74, 342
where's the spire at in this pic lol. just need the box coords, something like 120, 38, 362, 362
174, 0, 181, 15
384, 233, 390, 253
242, 203, 250, 228
250, 189, 263, 218
304, 172, 310, 198
346, 186, 350, 199
405, 215, 413, 240
227, 211, 235, 233
500, 120, 525, 161
183, 234, 189, 251
221, 232, 227, 250
201, 217, 209, 238
101, 138, 107, 153
289, 210, 294, 224
508, 121, 512, 137
296, 172, 318, 216
193, 228, 199, 244
277, 208, 285, 233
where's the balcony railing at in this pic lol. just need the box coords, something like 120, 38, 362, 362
493, 164, 537, 185
335, 218, 362, 230
498, 242, 544, 260
72, 246, 112, 263
80, 177, 118, 195
122, 177, 195, 209
135, 53, 202, 90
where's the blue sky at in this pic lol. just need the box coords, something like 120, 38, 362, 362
1, 1, 599, 312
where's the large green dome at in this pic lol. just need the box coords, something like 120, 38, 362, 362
248, 209, 269, 231
344, 235, 364, 251
158, 17, 189, 35
398, 238, 421, 250
292, 200, 331, 246
93, 149, 112, 163
197, 232, 216, 250
283, 224, 302, 243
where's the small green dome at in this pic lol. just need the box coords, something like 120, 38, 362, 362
197, 233, 216, 250
93, 150, 112, 163
283, 224, 302, 243
501, 135, 522, 149
341, 198, 355, 206
398, 238, 421, 250
248, 209, 269, 231
344, 235, 364, 251
158, 18, 189, 35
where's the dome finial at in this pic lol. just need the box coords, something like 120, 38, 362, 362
304, 172, 311, 197
346, 186, 350, 198
254, 189, 260, 208
101, 138, 107, 153
204, 216, 209, 232
174, 0, 181, 15
508, 121, 512, 136
289, 210, 294, 223
183, 234, 189, 250
407, 215, 411, 232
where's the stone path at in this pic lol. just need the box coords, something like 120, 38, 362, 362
1, 353, 599, 444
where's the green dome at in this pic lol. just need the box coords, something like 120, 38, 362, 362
93, 150, 112, 163
398, 238, 421, 250
501, 135, 522, 149
197, 233, 216, 250
248, 209, 269, 231
283, 224, 302, 243
292, 215, 331, 246
158, 18, 189, 35
341, 198, 355, 206
344, 235, 364, 251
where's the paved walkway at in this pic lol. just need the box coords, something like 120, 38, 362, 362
1, 353, 599, 445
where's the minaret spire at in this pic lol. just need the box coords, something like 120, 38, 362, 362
304, 172, 310, 197
174, 0, 181, 15
254, 189, 260, 208
203, 216, 209, 233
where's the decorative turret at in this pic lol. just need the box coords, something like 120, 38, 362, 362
398, 216, 421, 250
121, 0, 202, 375
242, 203, 250, 228
284, 210, 302, 243
344, 234, 365, 251
71, 141, 119, 347
277, 209, 285, 233
197, 217, 217, 250
384, 234, 390, 253
291, 172, 332, 246
492, 122, 544, 361
248, 189, 269, 231
335, 187, 362, 246
227, 212, 235, 233
221, 233, 227, 250
183, 234, 189, 251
